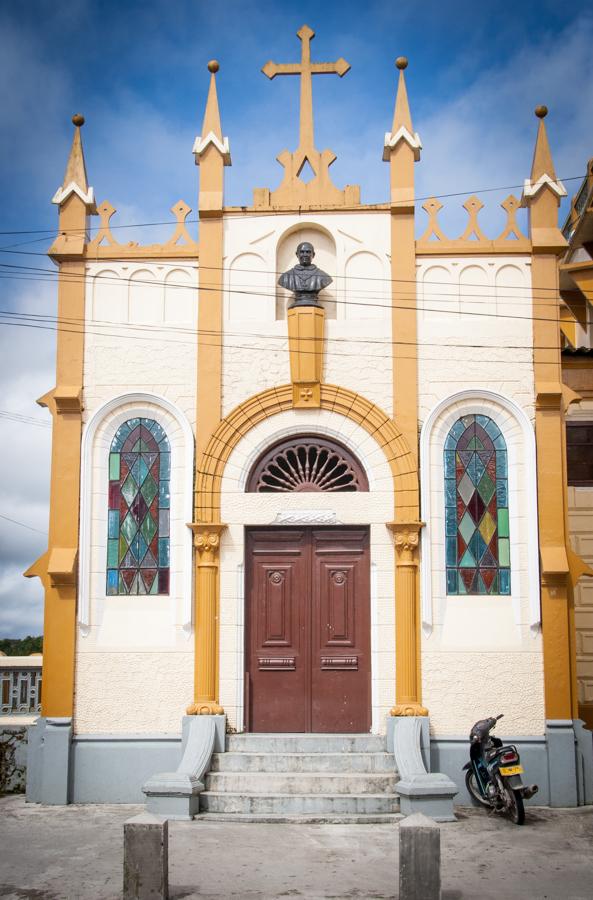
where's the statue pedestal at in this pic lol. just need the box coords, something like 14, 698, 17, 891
287, 305, 324, 408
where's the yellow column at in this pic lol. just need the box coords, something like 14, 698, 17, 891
388, 522, 428, 716
384, 59, 425, 716
525, 107, 575, 719
187, 525, 225, 715
25, 116, 94, 717
188, 62, 230, 714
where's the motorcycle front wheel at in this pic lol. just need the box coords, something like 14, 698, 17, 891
503, 782, 525, 825
465, 768, 491, 808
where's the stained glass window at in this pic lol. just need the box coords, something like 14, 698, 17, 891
106, 417, 170, 595
444, 414, 510, 595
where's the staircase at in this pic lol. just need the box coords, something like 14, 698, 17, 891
199, 733, 402, 823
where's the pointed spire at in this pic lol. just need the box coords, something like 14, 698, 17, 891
383, 58, 421, 162
201, 61, 223, 140
63, 114, 89, 191
522, 105, 566, 205
52, 114, 94, 207
531, 106, 557, 181
392, 57, 413, 133
193, 60, 231, 166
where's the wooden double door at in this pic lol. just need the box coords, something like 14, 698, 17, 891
245, 527, 371, 733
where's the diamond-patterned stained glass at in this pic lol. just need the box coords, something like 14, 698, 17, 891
444, 414, 510, 595
106, 418, 170, 595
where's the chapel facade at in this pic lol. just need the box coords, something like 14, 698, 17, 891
26, 26, 593, 808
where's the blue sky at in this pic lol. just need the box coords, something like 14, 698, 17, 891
1, 0, 592, 636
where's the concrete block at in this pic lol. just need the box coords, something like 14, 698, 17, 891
573, 719, 593, 806
397, 774, 458, 822
41, 717, 72, 805
546, 720, 578, 807
399, 812, 441, 900
123, 813, 168, 900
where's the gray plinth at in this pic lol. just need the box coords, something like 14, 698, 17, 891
399, 812, 441, 900
546, 720, 578, 807
143, 715, 225, 819
39, 717, 72, 805
391, 717, 457, 821
124, 813, 168, 900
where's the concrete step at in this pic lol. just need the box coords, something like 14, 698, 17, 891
226, 733, 386, 754
197, 812, 403, 825
205, 772, 398, 795
200, 791, 401, 816
211, 751, 395, 774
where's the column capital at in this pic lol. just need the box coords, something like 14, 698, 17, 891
387, 521, 424, 564
188, 522, 226, 564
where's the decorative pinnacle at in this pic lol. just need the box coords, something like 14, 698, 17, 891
208, 60, 219, 73
535, 105, 548, 119
396, 57, 408, 70
72, 113, 85, 127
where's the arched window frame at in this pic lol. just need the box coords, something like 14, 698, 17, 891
78, 393, 194, 635
245, 433, 369, 493
419, 390, 540, 635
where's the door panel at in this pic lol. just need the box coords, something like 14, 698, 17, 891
246, 527, 371, 733
246, 529, 308, 732
311, 529, 370, 733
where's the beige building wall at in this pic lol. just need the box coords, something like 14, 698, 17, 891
74, 263, 198, 734
417, 255, 545, 735
567, 398, 593, 727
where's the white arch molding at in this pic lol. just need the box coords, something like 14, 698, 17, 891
78, 392, 195, 636
419, 389, 540, 636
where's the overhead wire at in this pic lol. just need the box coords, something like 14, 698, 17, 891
0, 172, 585, 237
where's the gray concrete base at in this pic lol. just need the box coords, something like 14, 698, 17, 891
143, 715, 225, 819
399, 813, 440, 900
25, 717, 72, 805
123, 813, 168, 900
391, 716, 458, 821
397, 773, 458, 822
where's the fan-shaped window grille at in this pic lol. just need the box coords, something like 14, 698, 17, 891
247, 435, 368, 493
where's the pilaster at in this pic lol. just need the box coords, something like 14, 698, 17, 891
24, 115, 94, 718
187, 524, 226, 715
523, 107, 575, 720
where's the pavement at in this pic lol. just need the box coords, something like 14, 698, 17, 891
0, 795, 592, 899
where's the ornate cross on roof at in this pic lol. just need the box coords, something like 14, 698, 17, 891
262, 24, 350, 156
254, 25, 360, 210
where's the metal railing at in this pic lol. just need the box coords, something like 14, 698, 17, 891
0, 657, 42, 715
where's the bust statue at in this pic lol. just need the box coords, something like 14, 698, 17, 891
278, 241, 332, 308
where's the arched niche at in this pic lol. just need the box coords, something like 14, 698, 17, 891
129, 268, 163, 324
344, 251, 388, 320
92, 269, 127, 323
276, 225, 337, 320
226, 252, 272, 321
164, 268, 195, 324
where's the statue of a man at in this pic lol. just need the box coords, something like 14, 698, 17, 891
278, 241, 332, 308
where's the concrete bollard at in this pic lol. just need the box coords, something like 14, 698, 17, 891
399, 812, 441, 900
124, 813, 169, 900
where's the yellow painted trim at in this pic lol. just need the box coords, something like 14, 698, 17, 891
287, 305, 324, 407
196, 383, 418, 523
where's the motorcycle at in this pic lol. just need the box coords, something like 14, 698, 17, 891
463, 714, 538, 825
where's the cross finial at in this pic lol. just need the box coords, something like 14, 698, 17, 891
262, 24, 350, 156
255, 25, 359, 209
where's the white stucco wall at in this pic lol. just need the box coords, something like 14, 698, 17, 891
221, 212, 392, 417
417, 257, 543, 736
75, 263, 198, 734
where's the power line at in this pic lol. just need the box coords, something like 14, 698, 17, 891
0, 172, 585, 237
0, 410, 51, 429
0, 259, 583, 320
0, 247, 582, 298
0, 513, 47, 536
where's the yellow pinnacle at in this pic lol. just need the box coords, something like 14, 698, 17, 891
531, 104, 557, 182
62, 113, 89, 192
262, 24, 350, 154
201, 60, 223, 139
392, 58, 413, 133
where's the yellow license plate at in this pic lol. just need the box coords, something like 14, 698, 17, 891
499, 765, 523, 776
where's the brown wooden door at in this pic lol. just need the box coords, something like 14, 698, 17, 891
246, 527, 370, 733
